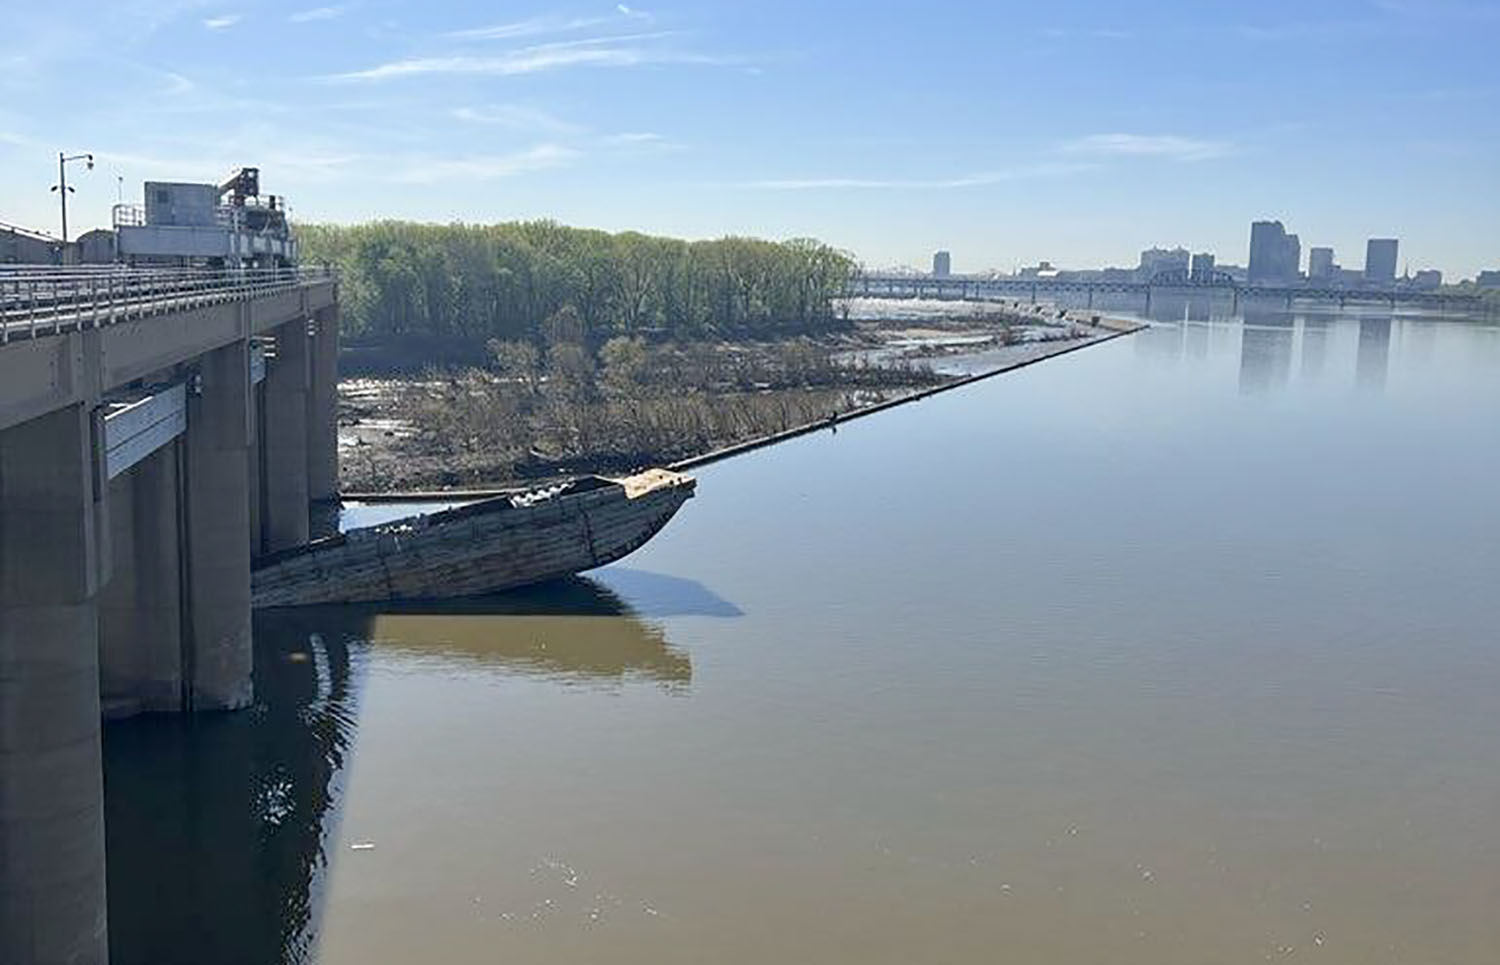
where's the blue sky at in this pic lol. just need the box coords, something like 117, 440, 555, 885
2, 0, 1496, 276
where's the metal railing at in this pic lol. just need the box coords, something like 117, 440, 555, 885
111, 203, 288, 232
0, 265, 337, 345
111, 204, 147, 228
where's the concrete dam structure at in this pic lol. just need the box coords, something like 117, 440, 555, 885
0, 261, 339, 963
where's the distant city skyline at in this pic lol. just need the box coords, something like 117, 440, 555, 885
912, 218, 1481, 285
0, 0, 1495, 277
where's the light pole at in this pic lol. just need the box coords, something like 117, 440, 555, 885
51, 151, 94, 243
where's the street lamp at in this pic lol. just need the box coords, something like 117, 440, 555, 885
50, 151, 94, 243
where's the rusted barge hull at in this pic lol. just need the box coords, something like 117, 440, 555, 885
252, 469, 695, 608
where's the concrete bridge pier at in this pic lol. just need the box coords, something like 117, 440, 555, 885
0, 266, 340, 964
249, 369, 265, 557
308, 306, 340, 503
0, 404, 110, 965
99, 445, 184, 717
183, 340, 254, 711
263, 320, 311, 553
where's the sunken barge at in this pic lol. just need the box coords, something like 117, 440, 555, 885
252, 469, 695, 608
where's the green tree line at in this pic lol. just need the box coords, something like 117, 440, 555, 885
298, 221, 856, 342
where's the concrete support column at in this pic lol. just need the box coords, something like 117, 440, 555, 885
0, 404, 109, 965
248, 379, 264, 557
263, 321, 310, 553
99, 445, 184, 718
183, 341, 253, 711
308, 307, 340, 503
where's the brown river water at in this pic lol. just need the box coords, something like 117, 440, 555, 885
104, 305, 1500, 964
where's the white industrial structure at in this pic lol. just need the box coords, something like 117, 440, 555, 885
112, 167, 298, 268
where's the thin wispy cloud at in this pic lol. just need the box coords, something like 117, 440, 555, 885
740, 163, 1098, 191
446, 15, 611, 41
393, 144, 580, 183
329, 36, 730, 82
603, 132, 665, 145
450, 104, 584, 135
1061, 133, 1231, 162
202, 13, 241, 30
289, 4, 351, 23
1040, 26, 1134, 39
600, 131, 679, 153
446, 6, 649, 41
1372, 0, 1500, 21
162, 71, 195, 94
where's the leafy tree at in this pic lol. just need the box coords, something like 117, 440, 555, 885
298, 220, 855, 343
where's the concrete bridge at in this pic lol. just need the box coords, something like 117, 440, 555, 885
0, 265, 339, 964
848, 272, 1486, 312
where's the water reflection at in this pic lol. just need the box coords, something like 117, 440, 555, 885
103, 619, 360, 965
103, 572, 711, 962
1300, 315, 1330, 380
1356, 315, 1393, 392
303, 576, 698, 690
1238, 308, 1295, 394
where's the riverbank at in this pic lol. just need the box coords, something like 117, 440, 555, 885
340, 306, 1143, 499
672, 317, 1139, 474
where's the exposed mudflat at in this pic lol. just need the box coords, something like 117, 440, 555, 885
338, 305, 1115, 494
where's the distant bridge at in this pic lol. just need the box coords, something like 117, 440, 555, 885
848, 271, 1483, 312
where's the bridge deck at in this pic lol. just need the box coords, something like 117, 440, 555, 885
0, 266, 337, 344
0, 266, 338, 434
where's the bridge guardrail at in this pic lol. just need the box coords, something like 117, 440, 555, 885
0, 265, 338, 345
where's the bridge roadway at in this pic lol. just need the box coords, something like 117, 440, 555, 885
0, 265, 339, 965
849, 273, 1484, 312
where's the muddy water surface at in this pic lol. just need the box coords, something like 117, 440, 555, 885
107, 308, 1500, 964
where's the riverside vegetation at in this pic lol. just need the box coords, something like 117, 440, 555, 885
340, 323, 950, 491
300, 221, 1060, 492
298, 221, 856, 341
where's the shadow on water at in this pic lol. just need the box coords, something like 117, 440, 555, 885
592, 566, 745, 618
103, 618, 360, 965
103, 571, 725, 963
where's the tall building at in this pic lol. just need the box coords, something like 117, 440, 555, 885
1477, 269, 1500, 289
1308, 247, 1335, 280
1247, 221, 1300, 283
1139, 246, 1190, 279
1189, 252, 1216, 282
932, 250, 951, 278
1411, 269, 1442, 291
1365, 238, 1398, 284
